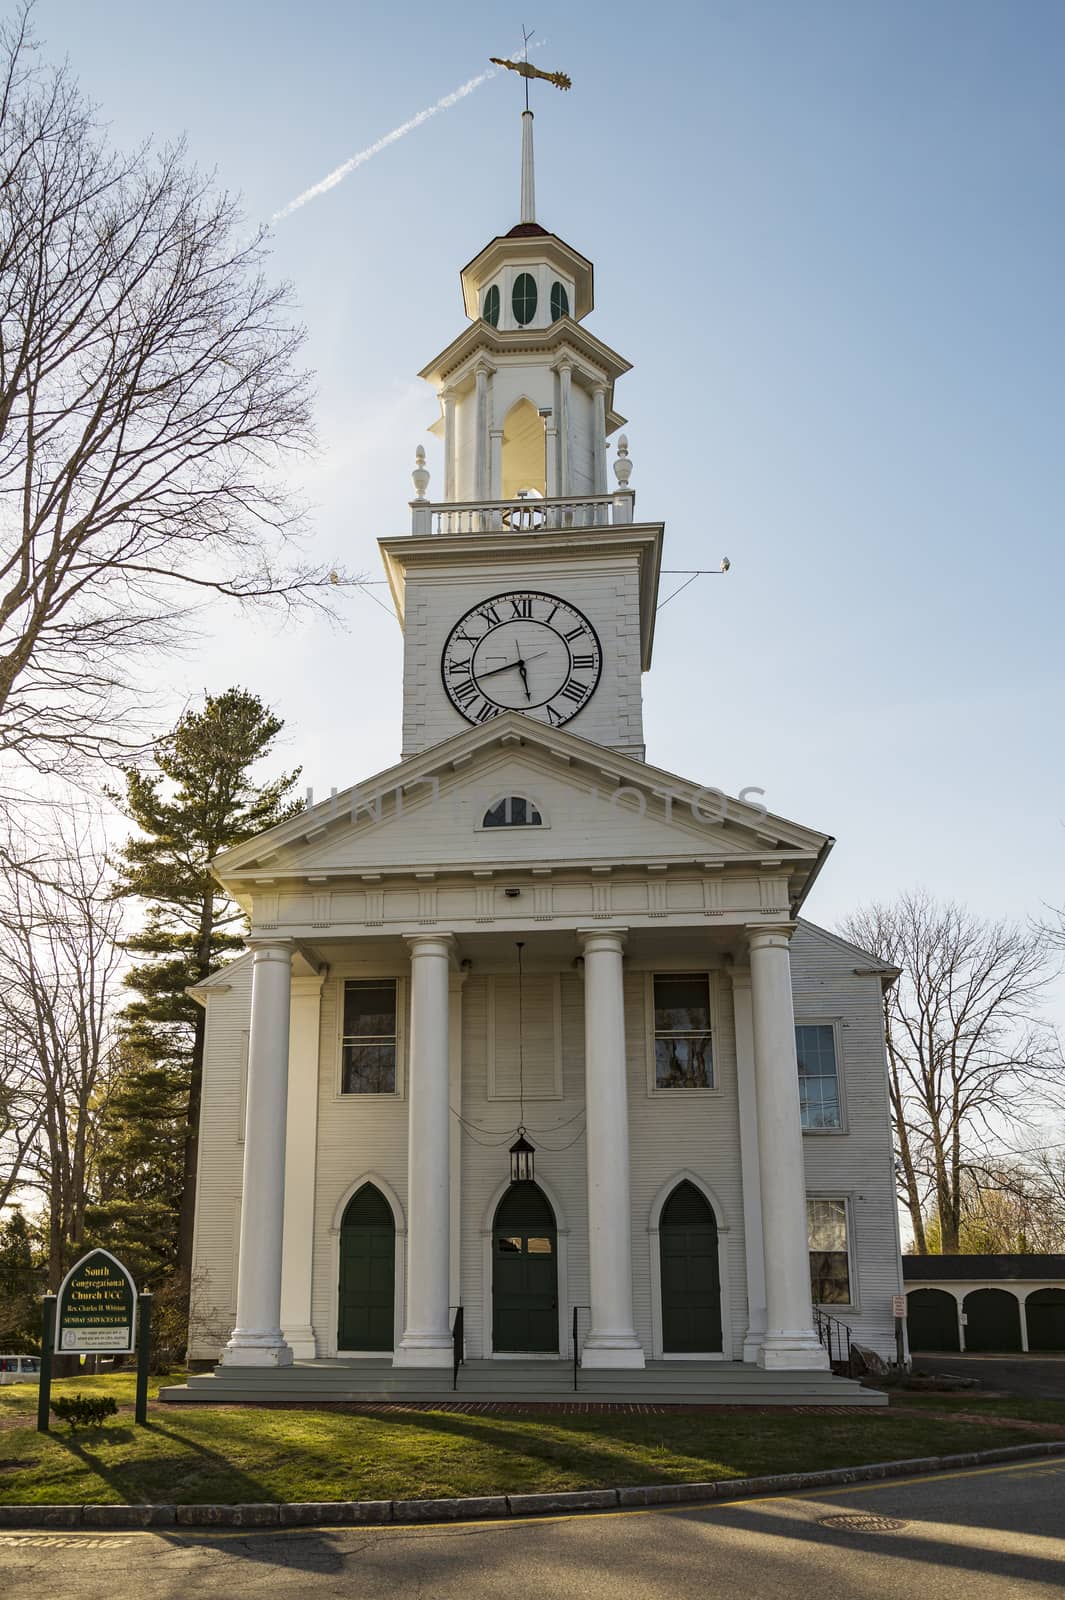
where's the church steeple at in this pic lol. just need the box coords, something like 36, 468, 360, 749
414, 99, 634, 508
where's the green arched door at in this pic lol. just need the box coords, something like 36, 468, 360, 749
660, 1182, 722, 1353
963, 1288, 1022, 1352
492, 1182, 558, 1353
1025, 1289, 1065, 1352
338, 1184, 395, 1352
906, 1287, 960, 1351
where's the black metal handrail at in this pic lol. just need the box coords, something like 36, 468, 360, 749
813, 1305, 852, 1369
450, 1305, 464, 1392
571, 1305, 590, 1391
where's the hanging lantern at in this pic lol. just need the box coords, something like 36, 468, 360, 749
509, 1127, 536, 1184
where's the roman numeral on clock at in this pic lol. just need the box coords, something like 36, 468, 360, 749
559, 677, 588, 704
447, 658, 472, 678
478, 604, 501, 626
563, 625, 585, 642
571, 654, 595, 671
453, 679, 478, 707
508, 596, 533, 618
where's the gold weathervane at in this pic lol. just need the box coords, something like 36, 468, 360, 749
490, 57, 572, 92
491, 27, 571, 97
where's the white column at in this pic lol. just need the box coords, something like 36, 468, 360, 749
748, 925, 829, 1371
578, 928, 645, 1368
442, 390, 456, 502
474, 364, 490, 506
489, 426, 504, 517
395, 934, 454, 1366
558, 361, 573, 497
280, 972, 325, 1359
592, 385, 608, 497
222, 940, 295, 1368
729, 965, 767, 1362
448, 970, 466, 1316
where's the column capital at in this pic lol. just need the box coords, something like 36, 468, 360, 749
247, 938, 296, 965
577, 926, 628, 956
726, 964, 752, 992
746, 922, 797, 954
404, 932, 457, 961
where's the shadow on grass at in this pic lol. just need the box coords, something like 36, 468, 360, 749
45, 1418, 277, 1508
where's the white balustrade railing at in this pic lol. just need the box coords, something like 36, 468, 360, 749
410, 491, 635, 536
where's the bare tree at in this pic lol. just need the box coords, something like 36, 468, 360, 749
0, 6, 347, 779
0, 830, 122, 1286
841, 891, 1062, 1253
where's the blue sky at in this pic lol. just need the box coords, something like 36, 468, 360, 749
38, 0, 1065, 947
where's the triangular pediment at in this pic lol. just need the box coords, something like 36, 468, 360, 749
213, 715, 832, 902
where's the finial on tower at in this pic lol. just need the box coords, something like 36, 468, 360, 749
613, 434, 633, 488
411, 444, 430, 501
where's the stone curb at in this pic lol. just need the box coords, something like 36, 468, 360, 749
2, 1438, 1063, 1531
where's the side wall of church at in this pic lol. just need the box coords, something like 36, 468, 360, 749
792, 922, 904, 1358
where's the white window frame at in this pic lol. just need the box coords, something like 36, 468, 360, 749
334, 975, 407, 1101
475, 793, 551, 832
807, 1193, 859, 1312
644, 970, 721, 1098
795, 1017, 847, 1134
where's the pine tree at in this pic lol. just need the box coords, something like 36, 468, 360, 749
106, 689, 301, 1308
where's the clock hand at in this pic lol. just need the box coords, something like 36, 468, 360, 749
474, 649, 553, 682
517, 658, 531, 700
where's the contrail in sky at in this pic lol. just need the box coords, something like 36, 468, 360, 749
271, 68, 496, 223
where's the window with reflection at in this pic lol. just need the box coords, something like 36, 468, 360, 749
550, 280, 569, 320
808, 1198, 852, 1304
483, 284, 500, 326
512, 271, 538, 325
342, 980, 397, 1094
653, 973, 713, 1088
796, 1024, 842, 1129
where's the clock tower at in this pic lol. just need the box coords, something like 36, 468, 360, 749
379, 108, 664, 762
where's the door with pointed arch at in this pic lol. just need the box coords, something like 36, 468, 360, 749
492, 1182, 559, 1353
660, 1181, 723, 1353
338, 1184, 395, 1352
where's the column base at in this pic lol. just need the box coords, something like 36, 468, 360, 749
394, 1334, 453, 1368
757, 1331, 830, 1372
580, 1334, 646, 1370
220, 1330, 294, 1368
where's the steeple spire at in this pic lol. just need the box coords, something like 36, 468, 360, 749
520, 109, 536, 224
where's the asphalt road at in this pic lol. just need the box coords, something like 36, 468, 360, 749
910, 1352, 1065, 1400
2, 1457, 1064, 1600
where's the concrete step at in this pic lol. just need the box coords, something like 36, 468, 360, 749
162, 1359, 886, 1407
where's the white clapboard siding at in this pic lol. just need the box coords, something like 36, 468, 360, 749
792, 921, 904, 1359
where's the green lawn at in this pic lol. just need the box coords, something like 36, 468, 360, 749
1, 1372, 1062, 1507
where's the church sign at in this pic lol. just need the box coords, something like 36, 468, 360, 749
54, 1248, 136, 1353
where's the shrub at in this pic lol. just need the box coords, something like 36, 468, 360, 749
51, 1393, 119, 1430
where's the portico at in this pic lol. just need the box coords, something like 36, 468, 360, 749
214, 833, 827, 1378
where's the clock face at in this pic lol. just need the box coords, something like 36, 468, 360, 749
441, 590, 602, 728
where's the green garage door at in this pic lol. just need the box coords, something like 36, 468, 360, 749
906, 1288, 960, 1352
1026, 1288, 1065, 1352
963, 1288, 1022, 1352
660, 1182, 722, 1354
493, 1182, 558, 1353
338, 1184, 395, 1352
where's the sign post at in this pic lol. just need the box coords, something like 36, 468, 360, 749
892, 1292, 907, 1368
36, 1295, 56, 1435
38, 1249, 149, 1433
135, 1293, 153, 1426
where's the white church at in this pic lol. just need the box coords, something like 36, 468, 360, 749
172, 108, 904, 1405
